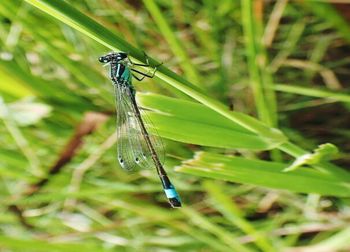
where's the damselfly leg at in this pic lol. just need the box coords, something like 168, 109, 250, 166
128, 53, 163, 81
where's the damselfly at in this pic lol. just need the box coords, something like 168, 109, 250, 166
99, 52, 181, 208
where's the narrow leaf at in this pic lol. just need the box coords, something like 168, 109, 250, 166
138, 93, 282, 150
176, 152, 350, 197
284, 143, 339, 172
0, 236, 109, 252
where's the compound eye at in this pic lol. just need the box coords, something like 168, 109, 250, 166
99, 56, 110, 63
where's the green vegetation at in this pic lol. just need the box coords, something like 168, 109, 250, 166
1, 0, 350, 251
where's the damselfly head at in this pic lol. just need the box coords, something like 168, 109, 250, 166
99, 52, 128, 64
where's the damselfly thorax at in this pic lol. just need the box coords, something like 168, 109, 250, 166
111, 62, 133, 84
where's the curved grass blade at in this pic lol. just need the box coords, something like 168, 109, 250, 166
137, 93, 282, 150
176, 152, 350, 197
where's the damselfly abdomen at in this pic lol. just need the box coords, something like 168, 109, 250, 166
99, 52, 181, 208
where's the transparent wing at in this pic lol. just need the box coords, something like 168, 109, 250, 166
139, 107, 165, 166
114, 84, 164, 172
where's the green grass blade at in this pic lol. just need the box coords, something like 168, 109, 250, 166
138, 93, 283, 150
302, 1, 350, 43
0, 236, 109, 252
0, 59, 89, 110
269, 20, 306, 72
172, 221, 232, 252
204, 180, 276, 252
284, 143, 338, 172
0, 64, 34, 98
275, 84, 350, 103
279, 142, 350, 182
287, 227, 350, 252
176, 152, 350, 197
241, 0, 277, 126
143, 0, 200, 86
181, 207, 252, 252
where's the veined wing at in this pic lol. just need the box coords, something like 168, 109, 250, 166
114, 83, 164, 171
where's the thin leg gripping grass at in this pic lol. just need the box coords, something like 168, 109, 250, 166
99, 52, 181, 208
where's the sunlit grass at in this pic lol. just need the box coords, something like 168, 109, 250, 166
1, 0, 350, 251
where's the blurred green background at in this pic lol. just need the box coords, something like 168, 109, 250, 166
1, 0, 350, 251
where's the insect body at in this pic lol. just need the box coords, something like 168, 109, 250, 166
99, 52, 181, 208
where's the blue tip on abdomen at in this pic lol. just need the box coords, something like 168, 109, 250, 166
164, 187, 182, 208
164, 188, 180, 199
